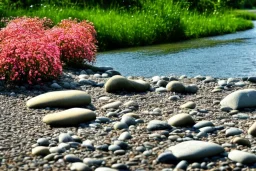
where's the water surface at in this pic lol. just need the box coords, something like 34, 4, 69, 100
96, 21, 256, 78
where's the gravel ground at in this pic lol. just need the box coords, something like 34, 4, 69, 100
1, 68, 256, 171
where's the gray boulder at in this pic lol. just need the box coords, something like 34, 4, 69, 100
105, 75, 150, 93
220, 89, 256, 109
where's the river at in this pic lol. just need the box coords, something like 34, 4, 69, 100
96, 21, 256, 78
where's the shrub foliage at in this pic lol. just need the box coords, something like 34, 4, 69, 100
0, 17, 97, 84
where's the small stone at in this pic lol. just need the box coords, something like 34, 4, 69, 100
113, 122, 128, 130
226, 127, 243, 136
248, 122, 256, 136
114, 150, 126, 155
44, 154, 56, 161
168, 95, 180, 101
185, 84, 199, 94
51, 83, 62, 89
59, 133, 73, 143
228, 150, 256, 164
83, 158, 105, 166
32, 146, 50, 156
155, 87, 167, 92
231, 137, 251, 147
102, 101, 122, 109
168, 113, 195, 127
64, 154, 82, 163
175, 160, 188, 170
49, 147, 65, 153
121, 115, 136, 126
95, 167, 117, 171
147, 120, 171, 131
70, 162, 92, 171
111, 163, 128, 170
156, 152, 178, 164
118, 132, 132, 141
180, 101, 196, 109
108, 145, 121, 152
193, 121, 214, 129
169, 140, 224, 160
37, 138, 49, 146
166, 81, 186, 93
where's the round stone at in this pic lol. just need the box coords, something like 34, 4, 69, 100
166, 81, 186, 93
231, 137, 251, 147
168, 114, 195, 127
156, 152, 178, 164
185, 84, 199, 94
37, 138, 50, 146
147, 120, 171, 131
64, 154, 82, 163
118, 131, 132, 141
70, 162, 92, 171
113, 122, 128, 130
101, 101, 122, 109
32, 146, 50, 156
228, 150, 256, 164
59, 133, 73, 143
180, 101, 196, 109
248, 121, 256, 136
193, 121, 214, 129
121, 115, 136, 126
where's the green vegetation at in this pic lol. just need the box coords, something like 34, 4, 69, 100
1, 0, 256, 51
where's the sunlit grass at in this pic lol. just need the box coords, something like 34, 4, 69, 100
1, 0, 254, 51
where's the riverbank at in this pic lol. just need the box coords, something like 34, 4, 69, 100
1, 3, 255, 51
1, 67, 256, 170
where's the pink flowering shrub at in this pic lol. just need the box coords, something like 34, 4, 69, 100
0, 17, 97, 84
47, 19, 97, 66
0, 17, 62, 84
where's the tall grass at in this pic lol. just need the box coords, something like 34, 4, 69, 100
1, 0, 255, 51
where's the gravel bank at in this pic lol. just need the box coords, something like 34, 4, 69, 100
1, 67, 256, 171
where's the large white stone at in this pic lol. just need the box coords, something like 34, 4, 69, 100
43, 108, 96, 127
26, 90, 91, 108
220, 89, 256, 109
169, 140, 224, 160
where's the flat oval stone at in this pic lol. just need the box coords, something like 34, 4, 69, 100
248, 121, 256, 136
64, 154, 82, 163
32, 146, 50, 156
193, 121, 214, 129
26, 90, 91, 108
104, 75, 150, 93
95, 167, 117, 171
101, 101, 122, 109
37, 138, 50, 146
156, 152, 178, 164
118, 131, 132, 141
220, 89, 256, 109
113, 122, 128, 130
225, 127, 243, 136
168, 114, 195, 127
180, 101, 196, 109
231, 137, 251, 147
43, 108, 96, 127
147, 120, 171, 131
70, 162, 92, 171
228, 150, 256, 164
169, 140, 224, 160
83, 158, 104, 166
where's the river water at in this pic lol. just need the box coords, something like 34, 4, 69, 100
96, 21, 256, 78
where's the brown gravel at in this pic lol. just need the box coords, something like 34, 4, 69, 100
1, 68, 256, 171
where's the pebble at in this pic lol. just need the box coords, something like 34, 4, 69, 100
118, 131, 132, 141
59, 133, 73, 143
225, 127, 243, 136
32, 146, 50, 156
193, 121, 214, 129
147, 120, 171, 131
121, 115, 136, 126
113, 122, 128, 130
64, 154, 83, 163
156, 152, 178, 164
70, 162, 92, 171
83, 158, 105, 166
228, 150, 256, 164
169, 140, 224, 160
168, 113, 195, 127
37, 138, 50, 146
180, 101, 196, 109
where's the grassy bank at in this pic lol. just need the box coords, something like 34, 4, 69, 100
1, 1, 255, 51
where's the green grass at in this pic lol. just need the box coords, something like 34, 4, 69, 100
1, 1, 255, 51
231, 10, 256, 20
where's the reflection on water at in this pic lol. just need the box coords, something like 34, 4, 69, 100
96, 21, 256, 78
